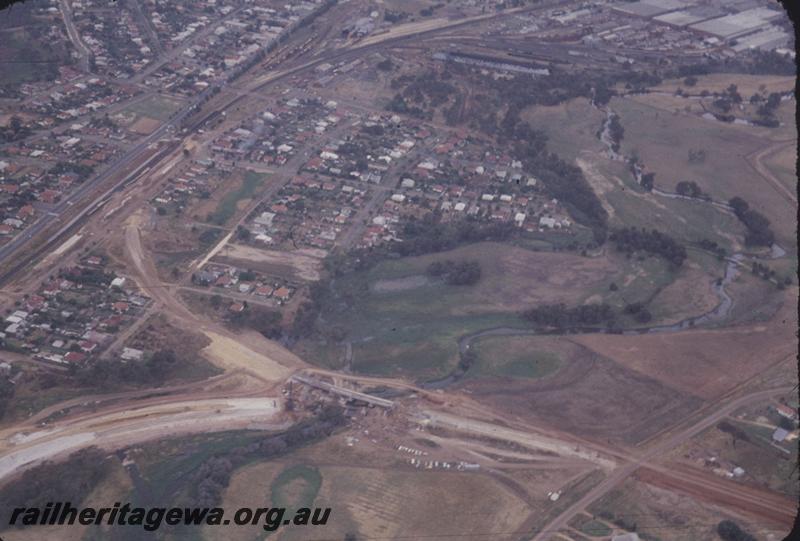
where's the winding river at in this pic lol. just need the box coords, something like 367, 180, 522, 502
420, 102, 789, 390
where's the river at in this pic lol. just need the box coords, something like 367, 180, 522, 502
421, 102, 789, 390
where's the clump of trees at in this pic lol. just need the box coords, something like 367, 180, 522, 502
291, 281, 330, 340
623, 302, 652, 323
0, 447, 112, 525
0, 377, 15, 420
0, 116, 32, 143
728, 197, 775, 247
687, 148, 706, 163
755, 91, 783, 127
607, 114, 624, 152
426, 260, 482, 285
609, 227, 687, 267
386, 93, 428, 119
522, 303, 616, 329
717, 520, 756, 541
73, 348, 182, 387
697, 239, 727, 260
194, 456, 234, 507
376, 59, 394, 72
501, 113, 608, 243
60, 266, 114, 286
188, 405, 346, 507
395, 218, 516, 258
675, 180, 708, 200
229, 306, 283, 339
640, 172, 655, 191
383, 10, 408, 23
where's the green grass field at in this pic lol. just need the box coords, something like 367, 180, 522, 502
579, 518, 612, 537
470, 335, 561, 379
327, 243, 591, 380
270, 464, 322, 509
124, 94, 185, 121
311, 242, 685, 380
208, 171, 265, 226
584, 155, 747, 254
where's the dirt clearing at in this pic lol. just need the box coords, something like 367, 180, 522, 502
214, 244, 326, 282
201, 331, 295, 382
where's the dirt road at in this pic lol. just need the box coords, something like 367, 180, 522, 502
747, 139, 797, 206
0, 397, 285, 483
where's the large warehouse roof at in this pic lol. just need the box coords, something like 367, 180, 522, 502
654, 6, 726, 28
612, 0, 690, 18
731, 27, 791, 52
689, 7, 784, 39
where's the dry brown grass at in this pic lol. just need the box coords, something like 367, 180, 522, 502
129, 116, 160, 135
573, 289, 797, 400
649, 74, 795, 98
214, 244, 326, 282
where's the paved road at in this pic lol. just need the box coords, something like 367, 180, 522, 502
58, 0, 91, 72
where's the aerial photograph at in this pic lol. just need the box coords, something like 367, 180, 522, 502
0, 0, 796, 540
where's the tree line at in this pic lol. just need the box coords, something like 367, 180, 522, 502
426, 260, 482, 286
729, 196, 775, 247
188, 404, 346, 507
501, 113, 609, 244
609, 227, 687, 267
522, 302, 616, 330
0, 447, 112, 528
675, 180, 708, 200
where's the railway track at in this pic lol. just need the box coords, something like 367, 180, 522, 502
636, 463, 796, 528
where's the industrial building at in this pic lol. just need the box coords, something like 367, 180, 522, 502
653, 5, 726, 28
731, 26, 792, 52
612, 0, 690, 18
688, 7, 784, 40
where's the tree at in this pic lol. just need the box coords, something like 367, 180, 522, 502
426, 260, 482, 285
714, 98, 732, 113
640, 172, 655, 191
728, 196, 775, 246
147, 349, 177, 377
9, 116, 22, 134
717, 520, 756, 541
675, 181, 704, 198
610, 227, 687, 267
607, 114, 624, 152
687, 148, 706, 163
0, 377, 15, 419
728, 197, 749, 215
